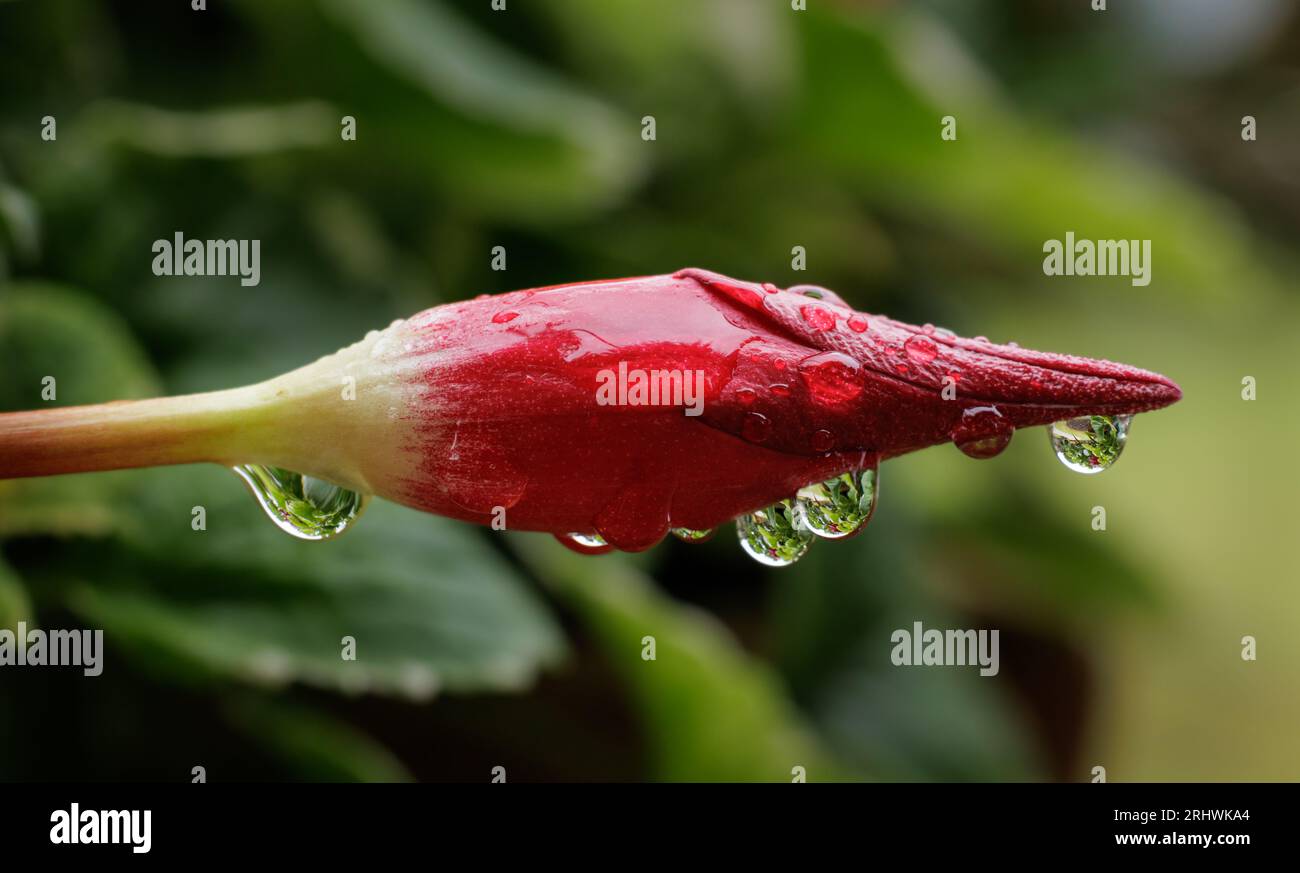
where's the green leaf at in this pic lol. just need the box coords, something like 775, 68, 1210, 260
15, 464, 566, 698
0, 554, 31, 628
221, 694, 411, 782
311, 0, 645, 219
513, 535, 850, 782
0, 283, 159, 536
796, 7, 1279, 302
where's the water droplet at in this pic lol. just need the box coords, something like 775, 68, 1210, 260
951, 406, 1013, 459
799, 351, 863, 405
847, 315, 869, 333
736, 387, 757, 406
770, 383, 791, 397
934, 326, 956, 339
556, 532, 613, 554
800, 305, 837, 331
736, 501, 813, 567
810, 428, 834, 452
742, 412, 772, 443
761, 282, 781, 294
903, 334, 939, 365
233, 465, 369, 540
492, 310, 519, 324
671, 527, 714, 542
974, 335, 989, 343
1049, 414, 1131, 474
793, 467, 878, 539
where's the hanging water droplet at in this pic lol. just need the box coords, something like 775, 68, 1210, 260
736, 500, 813, 567
555, 531, 613, 554
951, 406, 1013, 459
793, 467, 878, 539
233, 465, 369, 541
1049, 414, 1131, 474
671, 527, 714, 542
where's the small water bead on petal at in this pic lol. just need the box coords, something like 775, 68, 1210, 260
847, 315, 869, 333
770, 383, 791, 397
761, 282, 781, 294
742, 412, 772, 443
492, 310, 519, 324
800, 305, 837, 331
556, 532, 614, 555
903, 334, 939, 365
736, 500, 813, 567
735, 387, 757, 405
810, 428, 835, 452
671, 527, 714, 542
793, 467, 878, 539
1049, 414, 1131, 474
951, 406, 1013, 459
233, 465, 369, 541
799, 351, 863, 405
933, 327, 956, 339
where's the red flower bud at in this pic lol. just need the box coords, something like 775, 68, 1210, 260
0, 269, 1180, 552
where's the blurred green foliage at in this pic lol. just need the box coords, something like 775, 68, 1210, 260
1, 0, 1296, 781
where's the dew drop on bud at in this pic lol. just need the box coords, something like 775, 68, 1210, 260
770, 383, 791, 397
1049, 414, 1131, 474
761, 282, 780, 294
847, 315, 869, 333
799, 351, 863, 406
233, 465, 369, 541
736, 501, 813, 567
951, 406, 1013, 459
792, 467, 878, 539
492, 310, 519, 324
810, 428, 834, 452
800, 305, 837, 331
736, 387, 756, 405
903, 334, 938, 365
742, 412, 772, 443
671, 527, 713, 543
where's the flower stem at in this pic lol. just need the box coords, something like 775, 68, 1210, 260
0, 386, 266, 479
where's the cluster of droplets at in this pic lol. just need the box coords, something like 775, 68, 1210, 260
730, 467, 877, 567
233, 464, 370, 540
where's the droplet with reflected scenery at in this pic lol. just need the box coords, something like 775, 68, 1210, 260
792, 467, 878, 539
736, 500, 814, 567
232, 464, 369, 540
1049, 414, 1131, 474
